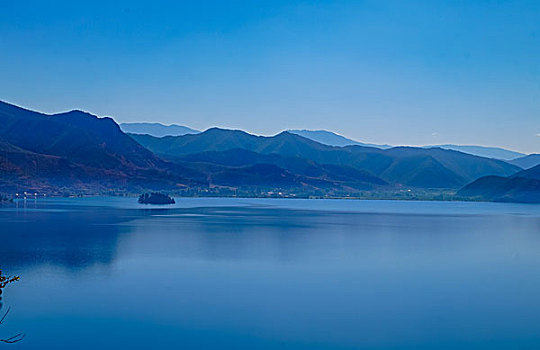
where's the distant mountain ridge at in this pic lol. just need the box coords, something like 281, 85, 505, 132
287, 129, 526, 161
119, 124, 528, 162
428, 145, 524, 161
287, 129, 392, 149
130, 128, 521, 189
509, 154, 540, 169
120, 122, 200, 137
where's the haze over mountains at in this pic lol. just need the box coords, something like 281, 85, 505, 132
509, 154, 540, 169
125, 122, 528, 161
287, 130, 392, 149
425, 145, 525, 161
120, 122, 199, 137
0, 101, 537, 202
289, 131, 526, 160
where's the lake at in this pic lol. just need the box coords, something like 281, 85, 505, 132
1, 197, 540, 349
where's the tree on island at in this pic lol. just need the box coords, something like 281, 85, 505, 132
0, 269, 24, 344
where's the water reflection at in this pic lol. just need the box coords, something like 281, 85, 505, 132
0, 212, 122, 271
2, 200, 540, 271
1, 198, 540, 349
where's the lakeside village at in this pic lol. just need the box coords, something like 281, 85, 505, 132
0, 186, 459, 203
0, 192, 48, 202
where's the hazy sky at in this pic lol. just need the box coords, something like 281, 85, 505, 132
1, 0, 539, 153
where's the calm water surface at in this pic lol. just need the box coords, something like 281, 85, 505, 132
1, 197, 539, 349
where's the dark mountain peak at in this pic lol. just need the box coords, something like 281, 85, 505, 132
198, 127, 258, 139
0, 100, 207, 192
274, 130, 294, 136
271, 130, 335, 148
53, 109, 102, 120
41, 110, 125, 145
64, 109, 93, 116
206, 127, 260, 140
204, 127, 247, 134
0, 99, 48, 119
0, 100, 163, 169
0, 101, 95, 121
272, 130, 315, 142
0, 101, 120, 133
271, 131, 298, 140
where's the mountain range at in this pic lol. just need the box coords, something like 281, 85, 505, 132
129, 128, 520, 189
0, 100, 536, 202
289, 131, 527, 161
123, 123, 527, 161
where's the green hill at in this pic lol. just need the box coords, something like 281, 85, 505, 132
458, 164, 540, 203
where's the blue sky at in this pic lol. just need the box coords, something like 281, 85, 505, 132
1, 0, 539, 153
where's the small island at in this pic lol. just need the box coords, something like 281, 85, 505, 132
138, 192, 175, 205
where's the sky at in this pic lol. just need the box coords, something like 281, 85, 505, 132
0, 0, 539, 153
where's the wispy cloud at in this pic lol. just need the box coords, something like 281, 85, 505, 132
537, 133, 540, 137
431, 132, 439, 137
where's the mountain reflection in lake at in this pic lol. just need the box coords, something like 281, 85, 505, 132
1, 197, 540, 349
